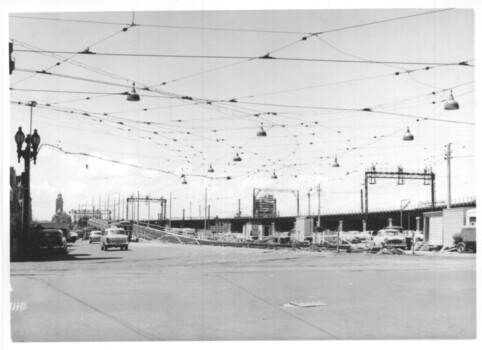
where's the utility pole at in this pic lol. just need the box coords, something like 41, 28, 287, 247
307, 190, 311, 216
317, 185, 321, 229
237, 198, 242, 217
360, 189, 364, 212
190, 201, 192, 220
445, 143, 452, 209
296, 190, 300, 217
136, 191, 140, 227
131, 196, 135, 222
147, 196, 150, 228
400, 199, 410, 228
169, 192, 172, 228
204, 188, 208, 235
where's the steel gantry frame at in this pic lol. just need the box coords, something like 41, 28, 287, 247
364, 166, 436, 217
126, 195, 167, 222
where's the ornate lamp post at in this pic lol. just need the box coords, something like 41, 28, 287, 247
14, 101, 41, 258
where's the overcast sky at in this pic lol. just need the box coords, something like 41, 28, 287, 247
4, 2, 476, 222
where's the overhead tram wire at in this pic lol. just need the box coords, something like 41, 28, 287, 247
10, 25, 136, 87
147, 8, 456, 88
11, 67, 474, 129
12, 9, 462, 92
12, 10, 468, 117
10, 99, 208, 153
11, 9, 463, 117
42, 144, 231, 180
11, 39, 146, 85
234, 100, 475, 126
10, 9, 454, 40
232, 65, 457, 101
11, 99, 274, 163
10, 15, 310, 35
314, 8, 454, 35
15, 50, 472, 67
13, 68, 184, 100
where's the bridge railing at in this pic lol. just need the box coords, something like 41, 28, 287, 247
87, 218, 110, 229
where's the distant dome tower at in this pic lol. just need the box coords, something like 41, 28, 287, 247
56, 193, 64, 213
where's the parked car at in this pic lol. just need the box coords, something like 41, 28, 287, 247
89, 230, 102, 244
368, 229, 410, 250
340, 230, 372, 243
36, 229, 68, 253
100, 228, 129, 251
453, 226, 476, 253
381, 226, 414, 249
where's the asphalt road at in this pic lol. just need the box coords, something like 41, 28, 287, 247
10, 239, 476, 341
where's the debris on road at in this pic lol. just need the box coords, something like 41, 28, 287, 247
282, 300, 328, 308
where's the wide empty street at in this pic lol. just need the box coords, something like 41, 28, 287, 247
10, 240, 476, 341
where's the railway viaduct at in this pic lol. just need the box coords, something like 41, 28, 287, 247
149, 199, 475, 233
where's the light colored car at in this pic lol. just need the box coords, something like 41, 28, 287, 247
89, 230, 102, 244
340, 231, 372, 243
368, 229, 409, 249
100, 228, 129, 251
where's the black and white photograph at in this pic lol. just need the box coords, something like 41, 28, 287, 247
2, 0, 479, 346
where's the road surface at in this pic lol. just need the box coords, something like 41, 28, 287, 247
10, 239, 476, 341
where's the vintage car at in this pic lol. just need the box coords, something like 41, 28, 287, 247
100, 228, 129, 251
36, 229, 68, 253
340, 230, 372, 243
368, 228, 410, 250
89, 230, 102, 244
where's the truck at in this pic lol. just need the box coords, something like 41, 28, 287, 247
453, 226, 476, 253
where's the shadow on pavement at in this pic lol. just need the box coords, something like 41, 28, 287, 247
17, 253, 122, 262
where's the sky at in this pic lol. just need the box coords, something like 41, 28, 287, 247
3, 1, 477, 222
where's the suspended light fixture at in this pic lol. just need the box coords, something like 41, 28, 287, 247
403, 127, 414, 141
257, 122, 267, 137
126, 82, 140, 102
233, 152, 242, 162
444, 89, 459, 110
207, 165, 214, 173
271, 171, 278, 179
181, 175, 187, 184
332, 156, 340, 167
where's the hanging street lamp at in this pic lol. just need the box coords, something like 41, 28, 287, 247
257, 123, 267, 137
126, 82, 140, 102
403, 127, 414, 141
444, 89, 459, 110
